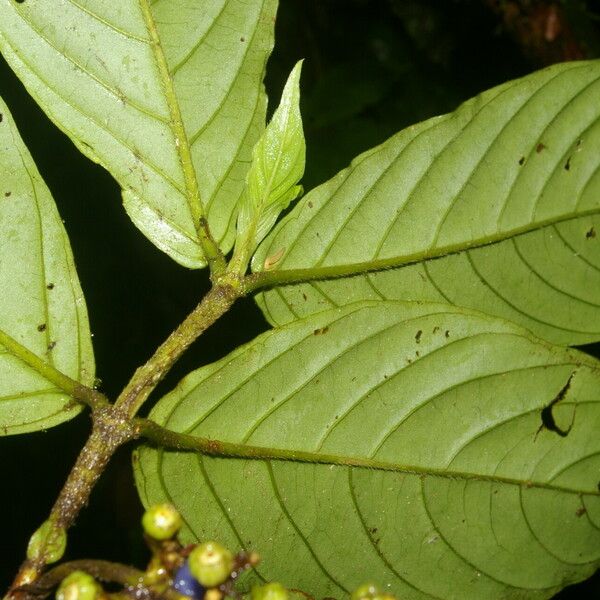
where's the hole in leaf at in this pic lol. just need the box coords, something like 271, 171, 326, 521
540, 371, 576, 437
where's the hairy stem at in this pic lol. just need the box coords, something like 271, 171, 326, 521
11, 408, 136, 588
8, 281, 242, 594
115, 283, 241, 417
0, 329, 108, 410
18, 561, 143, 598
17, 559, 187, 600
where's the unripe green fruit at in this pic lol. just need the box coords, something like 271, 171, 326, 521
351, 584, 396, 600
188, 541, 233, 587
351, 583, 379, 600
142, 503, 182, 540
27, 520, 67, 565
251, 582, 288, 600
56, 571, 101, 600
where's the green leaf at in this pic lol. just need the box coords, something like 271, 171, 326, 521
232, 60, 305, 272
135, 301, 600, 600
0, 0, 277, 268
252, 61, 600, 345
0, 97, 94, 435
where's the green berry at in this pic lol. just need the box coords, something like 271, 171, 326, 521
351, 583, 380, 600
251, 582, 288, 600
142, 503, 182, 540
56, 571, 101, 600
188, 541, 233, 587
27, 520, 67, 565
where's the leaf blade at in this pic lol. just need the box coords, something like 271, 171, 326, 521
135, 301, 600, 599
0, 0, 277, 267
233, 60, 305, 271
253, 60, 600, 345
0, 97, 94, 435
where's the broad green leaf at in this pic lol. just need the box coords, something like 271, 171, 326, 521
0, 0, 277, 268
135, 301, 600, 600
252, 60, 600, 346
0, 97, 94, 435
233, 60, 305, 270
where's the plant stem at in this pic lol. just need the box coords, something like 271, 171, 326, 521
10, 408, 136, 589
18, 561, 143, 598
114, 283, 240, 417
17, 559, 187, 600
8, 281, 242, 595
0, 329, 109, 410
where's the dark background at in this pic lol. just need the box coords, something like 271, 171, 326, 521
0, 0, 599, 597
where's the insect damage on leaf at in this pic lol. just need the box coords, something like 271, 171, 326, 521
539, 371, 577, 437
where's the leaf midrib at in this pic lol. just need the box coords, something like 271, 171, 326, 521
138, 0, 203, 229
154, 441, 600, 499
252, 207, 600, 288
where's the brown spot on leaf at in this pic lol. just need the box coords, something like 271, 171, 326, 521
48, 341, 56, 350
586, 227, 596, 239
415, 330, 422, 343
445, 330, 450, 338
575, 506, 586, 517
536, 142, 546, 153
46, 283, 55, 290
37, 323, 47, 332
4, 191, 11, 197
263, 247, 285, 270
564, 156, 571, 171
313, 326, 329, 336
308, 201, 313, 208
518, 156, 525, 166
433, 326, 440, 334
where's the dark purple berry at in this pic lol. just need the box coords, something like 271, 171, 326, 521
173, 561, 205, 600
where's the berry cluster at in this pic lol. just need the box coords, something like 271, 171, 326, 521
49, 504, 397, 600
141, 503, 265, 600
